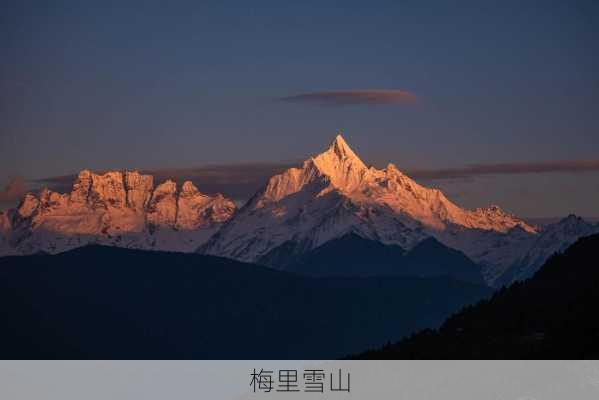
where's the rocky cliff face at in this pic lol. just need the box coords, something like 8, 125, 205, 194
0, 170, 236, 255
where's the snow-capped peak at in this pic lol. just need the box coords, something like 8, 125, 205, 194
202, 133, 537, 272
0, 169, 237, 256
310, 133, 369, 191
259, 133, 369, 205
319, 134, 366, 169
491, 214, 599, 286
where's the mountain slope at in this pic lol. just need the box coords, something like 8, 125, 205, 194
355, 234, 599, 359
2, 135, 593, 288
283, 233, 485, 284
0, 245, 490, 359
495, 215, 599, 286
201, 135, 598, 286
201, 134, 536, 283
0, 170, 236, 255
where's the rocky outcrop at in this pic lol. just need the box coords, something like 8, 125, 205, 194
0, 170, 236, 255
176, 181, 235, 230
124, 171, 153, 211
147, 180, 178, 228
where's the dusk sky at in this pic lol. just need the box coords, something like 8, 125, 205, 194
1, 1, 598, 217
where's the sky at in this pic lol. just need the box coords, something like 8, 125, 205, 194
1, 1, 598, 217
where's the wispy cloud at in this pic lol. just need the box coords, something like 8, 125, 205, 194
408, 160, 599, 180
0, 177, 26, 202
279, 90, 418, 106
33, 159, 599, 203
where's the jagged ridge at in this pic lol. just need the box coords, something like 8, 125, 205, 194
202, 135, 533, 276
2, 134, 596, 288
201, 134, 598, 286
0, 170, 236, 255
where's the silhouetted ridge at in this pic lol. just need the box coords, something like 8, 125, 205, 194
355, 234, 599, 359
285, 234, 484, 284
0, 245, 490, 359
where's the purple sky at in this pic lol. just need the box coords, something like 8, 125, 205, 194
1, 1, 598, 217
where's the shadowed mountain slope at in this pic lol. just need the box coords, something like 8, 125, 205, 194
355, 234, 599, 359
283, 233, 485, 284
0, 245, 490, 359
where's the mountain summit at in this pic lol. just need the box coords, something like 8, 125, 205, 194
259, 134, 369, 204
201, 134, 539, 280
0, 170, 236, 255
1, 135, 595, 287
312, 134, 369, 189
324, 133, 365, 165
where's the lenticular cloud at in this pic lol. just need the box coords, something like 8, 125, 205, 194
280, 90, 417, 105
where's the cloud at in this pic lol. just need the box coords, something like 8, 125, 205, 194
0, 177, 26, 202
279, 90, 418, 106
34, 159, 599, 204
407, 160, 599, 180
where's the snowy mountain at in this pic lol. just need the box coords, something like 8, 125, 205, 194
201, 135, 598, 286
201, 135, 534, 282
494, 215, 599, 286
2, 135, 595, 287
0, 170, 236, 255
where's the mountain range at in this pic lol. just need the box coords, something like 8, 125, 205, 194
0, 170, 236, 255
1, 135, 597, 287
355, 233, 599, 359
202, 135, 598, 286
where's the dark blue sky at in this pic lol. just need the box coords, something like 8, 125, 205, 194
1, 1, 598, 216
